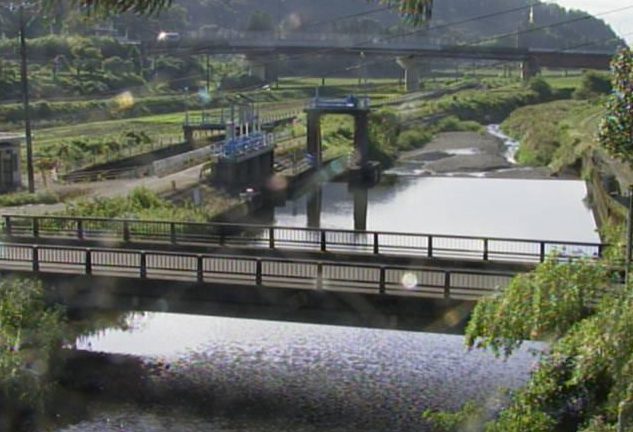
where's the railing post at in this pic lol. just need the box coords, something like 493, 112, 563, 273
373, 232, 379, 255
123, 221, 130, 242
32, 218, 39, 238
85, 248, 92, 274
32, 246, 39, 272
170, 222, 177, 245
483, 238, 489, 261
197, 254, 204, 283
77, 219, 84, 240
256, 259, 262, 286
427, 236, 433, 258
444, 271, 451, 299
140, 252, 147, 279
320, 230, 327, 252
219, 227, 226, 246
379, 266, 386, 294
540, 242, 546, 263
3, 215, 12, 236
269, 227, 275, 249
316, 262, 323, 290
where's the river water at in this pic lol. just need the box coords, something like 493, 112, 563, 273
57, 128, 597, 431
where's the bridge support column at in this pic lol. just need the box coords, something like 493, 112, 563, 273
396, 57, 421, 93
521, 57, 541, 81
307, 187, 322, 229
353, 111, 369, 168
353, 187, 368, 231
248, 55, 279, 83
306, 111, 322, 169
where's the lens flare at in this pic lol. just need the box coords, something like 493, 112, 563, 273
113, 91, 135, 111
401, 272, 418, 289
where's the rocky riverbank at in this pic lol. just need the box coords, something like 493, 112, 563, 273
396, 130, 553, 179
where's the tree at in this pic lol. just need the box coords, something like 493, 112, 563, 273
247, 10, 274, 32
598, 48, 633, 166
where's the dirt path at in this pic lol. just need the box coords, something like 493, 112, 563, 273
1, 164, 207, 216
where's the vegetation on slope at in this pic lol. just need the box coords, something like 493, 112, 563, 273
59, 187, 235, 221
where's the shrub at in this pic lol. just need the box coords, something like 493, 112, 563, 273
574, 70, 612, 99
529, 77, 553, 100
396, 127, 433, 150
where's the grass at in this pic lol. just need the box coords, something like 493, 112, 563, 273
0, 190, 60, 207
501, 99, 604, 171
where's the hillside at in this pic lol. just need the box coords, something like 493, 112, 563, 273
0, 0, 624, 51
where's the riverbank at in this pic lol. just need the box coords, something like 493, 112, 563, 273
396, 130, 553, 179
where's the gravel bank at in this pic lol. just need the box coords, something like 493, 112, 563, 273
398, 131, 552, 179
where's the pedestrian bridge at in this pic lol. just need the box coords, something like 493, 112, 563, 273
0, 214, 606, 330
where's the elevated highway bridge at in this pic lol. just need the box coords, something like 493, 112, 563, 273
148, 31, 615, 90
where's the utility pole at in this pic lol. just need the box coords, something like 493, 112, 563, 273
17, 2, 35, 193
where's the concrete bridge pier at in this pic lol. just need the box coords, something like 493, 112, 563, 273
307, 187, 322, 228
352, 187, 368, 231
521, 57, 541, 81
353, 111, 369, 168
396, 57, 425, 93
248, 55, 279, 83
306, 111, 323, 169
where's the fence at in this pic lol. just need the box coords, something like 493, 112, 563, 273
2, 215, 605, 264
0, 242, 515, 301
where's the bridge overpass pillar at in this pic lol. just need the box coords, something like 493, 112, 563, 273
306, 111, 323, 169
307, 187, 322, 229
396, 57, 422, 93
248, 56, 279, 83
353, 111, 369, 168
352, 187, 368, 231
521, 57, 541, 81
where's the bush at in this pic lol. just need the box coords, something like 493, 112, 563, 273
396, 127, 433, 150
574, 71, 612, 100
529, 77, 554, 99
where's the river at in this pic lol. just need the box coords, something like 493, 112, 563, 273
55, 128, 597, 431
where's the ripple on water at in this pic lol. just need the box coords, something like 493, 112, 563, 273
63, 313, 543, 432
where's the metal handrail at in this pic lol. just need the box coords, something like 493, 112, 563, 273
0, 242, 518, 299
0, 214, 605, 249
1, 214, 605, 263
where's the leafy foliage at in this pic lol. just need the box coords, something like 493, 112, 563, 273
598, 48, 633, 167
465, 257, 609, 357
0, 278, 66, 411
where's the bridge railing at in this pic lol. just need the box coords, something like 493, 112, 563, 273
1, 215, 605, 264
0, 242, 516, 301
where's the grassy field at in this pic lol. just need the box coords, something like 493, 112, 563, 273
19, 69, 590, 173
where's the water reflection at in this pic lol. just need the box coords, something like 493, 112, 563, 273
261, 177, 599, 243
64, 313, 542, 432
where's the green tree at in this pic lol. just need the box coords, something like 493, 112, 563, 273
598, 48, 633, 166
246, 10, 274, 32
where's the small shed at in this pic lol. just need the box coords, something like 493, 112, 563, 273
0, 133, 23, 193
